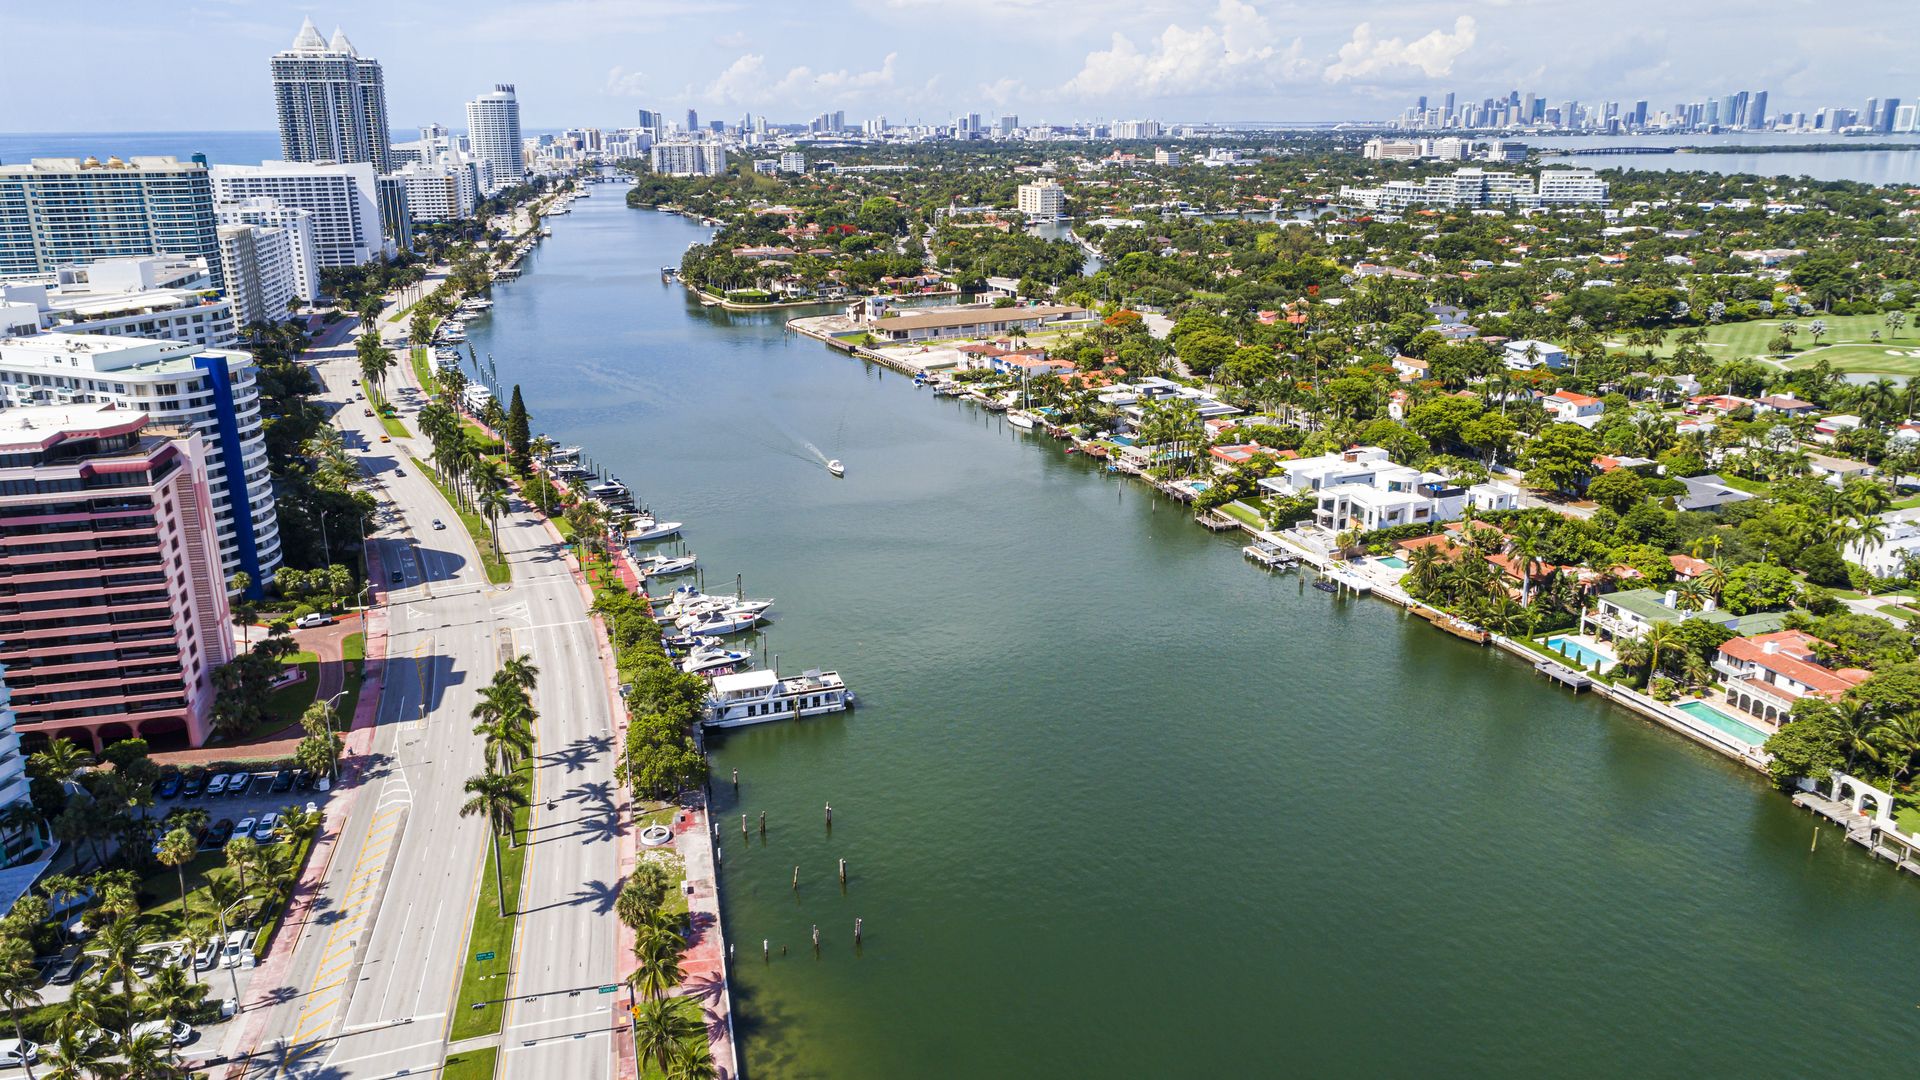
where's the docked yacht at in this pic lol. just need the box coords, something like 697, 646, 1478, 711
680, 645, 749, 675
587, 479, 634, 509
627, 517, 682, 542
639, 554, 698, 577
1007, 410, 1039, 431
682, 609, 763, 636
704, 668, 851, 728
673, 598, 773, 630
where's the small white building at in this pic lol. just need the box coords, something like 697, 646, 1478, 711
1847, 507, 1920, 577
1543, 389, 1605, 425
1504, 339, 1568, 370
0, 256, 236, 347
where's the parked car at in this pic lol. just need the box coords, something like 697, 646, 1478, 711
47, 954, 86, 986
294, 768, 315, 791
294, 613, 334, 629
205, 818, 235, 848
194, 935, 222, 972
228, 772, 255, 798
0, 1039, 38, 1067
126, 1020, 194, 1047
253, 814, 280, 842
180, 769, 206, 799
221, 930, 251, 968
233, 816, 257, 840
390, 571, 405, 584
154, 772, 182, 799
271, 769, 295, 793
204, 774, 230, 798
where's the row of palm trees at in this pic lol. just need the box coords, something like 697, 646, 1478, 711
416, 400, 512, 554
459, 656, 539, 914
614, 860, 712, 1079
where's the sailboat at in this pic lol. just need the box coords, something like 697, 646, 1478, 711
1007, 366, 1039, 429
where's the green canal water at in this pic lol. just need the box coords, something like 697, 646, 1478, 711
467, 191, 1918, 1077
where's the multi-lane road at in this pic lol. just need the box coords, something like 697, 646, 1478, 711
239, 294, 623, 1079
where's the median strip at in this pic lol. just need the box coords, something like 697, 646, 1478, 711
448, 759, 533, 1041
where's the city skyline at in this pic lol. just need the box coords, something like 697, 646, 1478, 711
9, 1, 1918, 132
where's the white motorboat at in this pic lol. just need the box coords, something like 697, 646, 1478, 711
705, 668, 851, 727
682, 610, 763, 636
673, 598, 774, 629
639, 554, 698, 577
587, 479, 634, 509
827, 459, 845, 477
627, 518, 682, 542
680, 645, 749, 674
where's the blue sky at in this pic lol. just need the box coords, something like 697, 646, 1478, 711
10, 0, 1917, 131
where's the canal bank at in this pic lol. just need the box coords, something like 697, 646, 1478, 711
468, 192, 1920, 1078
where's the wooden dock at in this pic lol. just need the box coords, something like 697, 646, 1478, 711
1195, 509, 1238, 531
1534, 659, 1592, 691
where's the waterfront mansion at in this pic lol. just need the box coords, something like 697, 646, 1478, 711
1258, 446, 1523, 533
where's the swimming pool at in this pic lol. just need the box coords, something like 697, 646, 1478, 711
1676, 700, 1771, 747
1189, 481, 1211, 492
1377, 556, 1408, 569
1545, 636, 1615, 670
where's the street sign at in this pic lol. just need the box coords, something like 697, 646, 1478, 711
598, 984, 618, 994
475, 951, 495, 962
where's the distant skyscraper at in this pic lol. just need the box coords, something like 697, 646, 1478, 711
1747, 91, 1768, 129
270, 18, 392, 172
686, 109, 699, 133
637, 108, 660, 134
1443, 91, 1456, 120
465, 84, 525, 188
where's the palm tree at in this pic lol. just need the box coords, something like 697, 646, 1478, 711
0, 936, 42, 1080
1506, 521, 1544, 608
119, 1028, 181, 1079
629, 918, 686, 1001
499, 654, 541, 695
38, 1027, 107, 1080
1832, 699, 1885, 770
478, 485, 509, 555
138, 965, 198, 1069
28, 738, 91, 784
632, 998, 702, 1077
460, 770, 528, 914
474, 714, 535, 774
1869, 713, 1920, 781
1641, 622, 1681, 681
155, 829, 199, 983
92, 916, 153, 1039
665, 1036, 718, 1080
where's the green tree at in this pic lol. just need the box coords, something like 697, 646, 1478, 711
460, 770, 528, 914
632, 997, 702, 1076
1585, 468, 1646, 514
616, 861, 674, 931
0, 935, 42, 1080
1517, 424, 1603, 495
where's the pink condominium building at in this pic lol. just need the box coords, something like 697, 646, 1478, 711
0, 404, 233, 749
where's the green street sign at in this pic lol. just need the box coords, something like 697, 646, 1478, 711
475, 951, 496, 962
599, 984, 618, 994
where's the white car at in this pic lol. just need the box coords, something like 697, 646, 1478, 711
233, 816, 257, 840
252, 814, 280, 843
294, 613, 334, 629
127, 1020, 194, 1047
0, 1038, 40, 1066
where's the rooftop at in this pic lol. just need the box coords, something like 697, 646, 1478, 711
877, 304, 1087, 332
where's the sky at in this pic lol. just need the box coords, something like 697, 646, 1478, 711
8, 0, 1918, 132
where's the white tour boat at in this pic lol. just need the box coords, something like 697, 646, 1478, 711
704, 668, 851, 728
627, 518, 683, 542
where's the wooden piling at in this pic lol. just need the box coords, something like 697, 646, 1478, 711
792, 865, 799, 890
839, 858, 847, 885
854, 917, 862, 943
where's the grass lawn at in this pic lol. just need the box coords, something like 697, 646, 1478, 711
423, 468, 512, 584
449, 761, 533, 1042
1895, 799, 1920, 837
442, 1046, 498, 1080
1218, 501, 1264, 528
1639, 314, 1920, 374
366, 386, 411, 439
134, 831, 315, 954
410, 346, 439, 394
1716, 474, 1771, 495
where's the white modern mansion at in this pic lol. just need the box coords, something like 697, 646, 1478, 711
1258, 446, 1524, 533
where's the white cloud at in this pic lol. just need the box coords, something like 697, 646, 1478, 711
466, 1, 733, 42
978, 77, 1027, 108
705, 51, 899, 106
1059, 0, 1315, 100
602, 65, 648, 97
1323, 16, 1478, 83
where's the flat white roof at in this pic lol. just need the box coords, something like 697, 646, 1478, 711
710, 669, 778, 693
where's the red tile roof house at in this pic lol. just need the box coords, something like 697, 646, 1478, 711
1756, 394, 1819, 416
1686, 394, 1750, 416
1669, 553, 1711, 579
1713, 630, 1871, 727
1208, 443, 1268, 469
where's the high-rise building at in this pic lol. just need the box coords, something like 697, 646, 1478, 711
649, 143, 727, 177
1747, 91, 1768, 129
0, 403, 237, 748
0, 157, 222, 290
211, 161, 386, 267
217, 225, 300, 327
0, 333, 282, 590
685, 109, 699, 133
214, 198, 319, 304
0, 660, 43, 867
270, 19, 393, 172
1016, 181, 1065, 221
636, 109, 662, 139
998, 115, 1019, 135
0, 257, 235, 348
465, 85, 526, 189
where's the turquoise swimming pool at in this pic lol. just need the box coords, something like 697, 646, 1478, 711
1676, 700, 1770, 746
1377, 556, 1407, 569
1545, 636, 1615, 670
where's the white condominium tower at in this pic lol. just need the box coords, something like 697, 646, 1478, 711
466, 85, 526, 188
270, 18, 393, 173
210, 162, 386, 267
